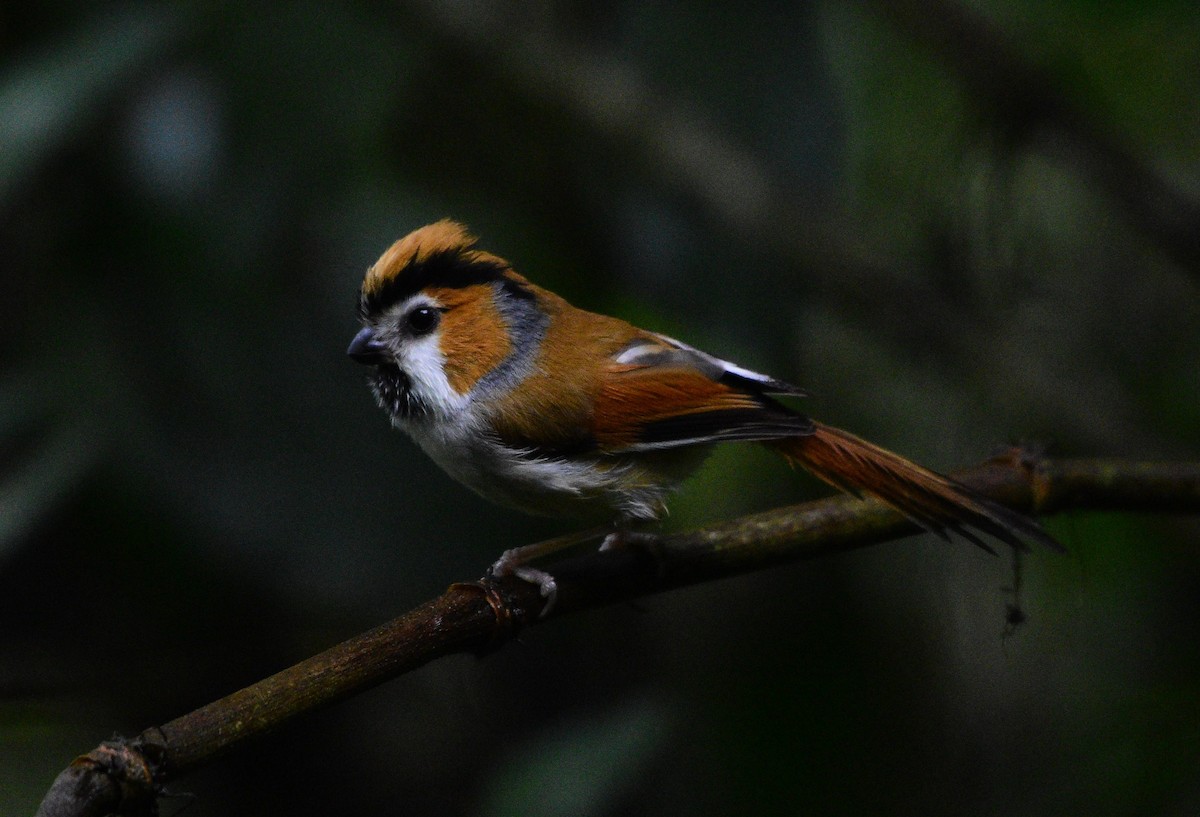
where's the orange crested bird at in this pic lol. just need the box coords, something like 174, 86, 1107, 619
348, 220, 1060, 603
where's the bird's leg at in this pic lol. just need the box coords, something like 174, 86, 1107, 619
599, 520, 666, 576
489, 524, 609, 615
599, 524, 659, 552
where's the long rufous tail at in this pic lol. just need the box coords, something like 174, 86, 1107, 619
769, 422, 1062, 553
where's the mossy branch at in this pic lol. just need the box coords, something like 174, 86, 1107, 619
36, 453, 1200, 817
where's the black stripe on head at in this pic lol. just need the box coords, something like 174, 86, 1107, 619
358, 247, 534, 320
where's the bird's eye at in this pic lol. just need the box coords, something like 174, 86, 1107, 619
405, 306, 441, 335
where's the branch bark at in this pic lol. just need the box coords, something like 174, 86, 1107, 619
36, 454, 1200, 816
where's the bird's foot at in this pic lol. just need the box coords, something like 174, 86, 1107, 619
490, 550, 561, 617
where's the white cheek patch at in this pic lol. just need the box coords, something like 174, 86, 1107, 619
401, 333, 469, 415
379, 294, 470, 417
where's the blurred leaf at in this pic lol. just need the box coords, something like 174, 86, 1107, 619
477, 697, 671, 817
0, 3, 191, 203
0, 373, 103, 565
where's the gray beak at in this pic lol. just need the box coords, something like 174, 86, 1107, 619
347, 326, 388, 364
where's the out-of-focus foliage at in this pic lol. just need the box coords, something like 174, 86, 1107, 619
3, 1, 1198, 815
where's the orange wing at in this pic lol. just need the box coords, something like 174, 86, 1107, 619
592, 361, 813, 453
595, 333, 1060, 553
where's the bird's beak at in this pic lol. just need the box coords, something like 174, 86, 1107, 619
347, 326, 388, 364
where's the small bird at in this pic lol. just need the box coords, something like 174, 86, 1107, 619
348, 220, 1059, 603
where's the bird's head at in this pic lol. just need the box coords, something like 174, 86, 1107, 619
348, 220, 547, 424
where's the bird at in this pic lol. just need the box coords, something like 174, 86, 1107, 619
348, 220, 1060, 606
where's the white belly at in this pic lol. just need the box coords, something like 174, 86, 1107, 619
402, 415, 707, 523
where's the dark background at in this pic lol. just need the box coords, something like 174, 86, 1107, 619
4, 1, 1199, 814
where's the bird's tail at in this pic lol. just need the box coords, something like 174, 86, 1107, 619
768, 422, 1062, 553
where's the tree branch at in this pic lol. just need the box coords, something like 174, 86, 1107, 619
36, 453, 1200, 816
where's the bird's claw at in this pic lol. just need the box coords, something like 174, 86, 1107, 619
489, 556, 558, 618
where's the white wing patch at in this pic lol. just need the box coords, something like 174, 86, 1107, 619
613, 341, 666, 365
619, 332, 807, 396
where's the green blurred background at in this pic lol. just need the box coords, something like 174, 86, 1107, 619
3, 1, 1199, 814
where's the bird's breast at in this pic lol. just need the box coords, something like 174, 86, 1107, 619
402, 411, 705, 522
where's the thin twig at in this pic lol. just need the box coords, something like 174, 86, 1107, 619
35, 453, 1200, 816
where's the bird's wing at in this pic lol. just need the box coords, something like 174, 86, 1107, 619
615, 332, 809, 397
593, 334, 813, 453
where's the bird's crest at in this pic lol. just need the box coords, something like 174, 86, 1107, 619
358, 220, 525, 319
